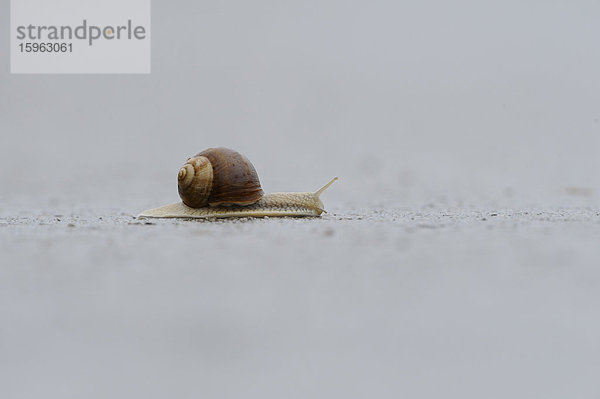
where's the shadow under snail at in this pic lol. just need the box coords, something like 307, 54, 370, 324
138, 147, 338, 219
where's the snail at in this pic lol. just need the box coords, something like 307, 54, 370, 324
138, 147, 337, 219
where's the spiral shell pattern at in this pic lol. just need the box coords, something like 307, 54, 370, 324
177, 156, 214, 208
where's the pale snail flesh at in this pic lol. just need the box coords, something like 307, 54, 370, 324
138, 147, 337, 219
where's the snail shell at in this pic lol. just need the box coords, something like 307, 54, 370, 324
139, 147, 337, 219
177, 147, 264, 208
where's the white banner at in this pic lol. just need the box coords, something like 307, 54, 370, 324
11, 0, 151, 74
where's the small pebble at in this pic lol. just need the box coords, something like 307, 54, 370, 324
323, 227, 335, 236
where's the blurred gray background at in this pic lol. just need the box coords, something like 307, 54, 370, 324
1, 1, 600, 398
1, 0, 599, 209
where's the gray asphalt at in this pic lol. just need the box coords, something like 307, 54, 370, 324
2, 204, 600, 398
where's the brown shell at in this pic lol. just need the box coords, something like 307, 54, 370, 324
177, 147, 264, 208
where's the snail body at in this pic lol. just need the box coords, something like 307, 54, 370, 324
139, 147, 337, 219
